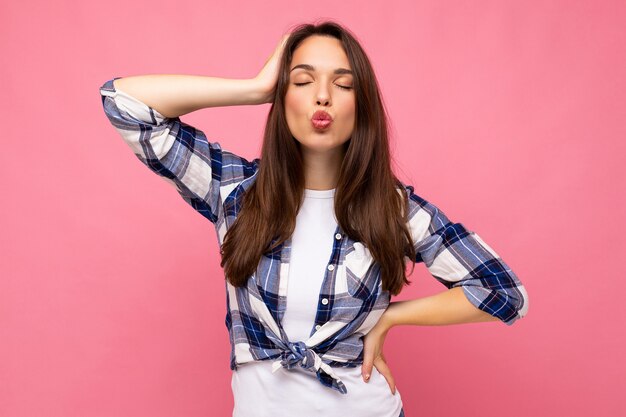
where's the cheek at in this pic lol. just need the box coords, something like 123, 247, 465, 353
284, 92, 305, 134
339, 98, 356, 125
285, 90, 305, 114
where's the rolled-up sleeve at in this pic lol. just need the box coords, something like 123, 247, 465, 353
99, 77, 259, 224
403, 184, 529, 325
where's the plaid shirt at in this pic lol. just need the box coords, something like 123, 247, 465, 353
99, 77, 529, 395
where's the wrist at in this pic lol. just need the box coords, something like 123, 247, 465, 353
250, 76, 274, 104
379, 302, 399, 332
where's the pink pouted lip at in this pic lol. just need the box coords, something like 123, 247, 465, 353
311, 119, 332, 130
311, 110, 333, 121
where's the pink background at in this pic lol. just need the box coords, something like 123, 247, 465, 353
2, 1, 624, 416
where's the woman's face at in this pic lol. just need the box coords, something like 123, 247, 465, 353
285, 35, 356, 154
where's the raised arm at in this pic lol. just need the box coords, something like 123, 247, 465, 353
111, 75, 266, 118
99, 35, 290, 226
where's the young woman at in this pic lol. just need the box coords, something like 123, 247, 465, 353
99, 21, 528, 417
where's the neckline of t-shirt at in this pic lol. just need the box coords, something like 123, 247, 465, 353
304, 188, 336, 199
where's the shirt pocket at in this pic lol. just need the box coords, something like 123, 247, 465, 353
342, 241, 380, 299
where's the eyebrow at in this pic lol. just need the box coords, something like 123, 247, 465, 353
290, 64, 353, 75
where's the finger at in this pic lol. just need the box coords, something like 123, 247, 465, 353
374, 357, 396, 395
362, 354, 374, 382
361, 341, 374, 382
276, 34, 290, 54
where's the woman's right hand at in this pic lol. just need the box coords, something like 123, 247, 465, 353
253, 33, 291, 104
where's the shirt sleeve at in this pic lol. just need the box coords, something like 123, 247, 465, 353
403, 184, 529, 325
99, 77, 259, 224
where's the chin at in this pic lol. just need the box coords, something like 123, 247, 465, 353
291, 129, 350, 151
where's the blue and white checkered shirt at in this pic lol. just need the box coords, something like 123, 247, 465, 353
99, 77, 529, 395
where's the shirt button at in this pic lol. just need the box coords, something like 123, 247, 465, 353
327, 264, 335, 271
315, 324, 321, 330
321, 298, 329, 305
335, 233, 342, 240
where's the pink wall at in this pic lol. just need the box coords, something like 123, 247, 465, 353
1, 1, 624, 416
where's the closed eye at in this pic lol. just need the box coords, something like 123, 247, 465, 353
293, 82, 353, 91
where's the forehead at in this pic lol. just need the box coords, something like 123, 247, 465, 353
290, 36, 351, 71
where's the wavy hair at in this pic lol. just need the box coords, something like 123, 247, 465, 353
220, 20, 417, 296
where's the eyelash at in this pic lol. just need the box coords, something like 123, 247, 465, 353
293, 82, 353, 91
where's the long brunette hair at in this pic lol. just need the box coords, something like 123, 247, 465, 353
220, 20, 417, 296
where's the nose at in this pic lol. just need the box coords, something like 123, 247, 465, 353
316, 84, 331, 106
316, 96, 330, 106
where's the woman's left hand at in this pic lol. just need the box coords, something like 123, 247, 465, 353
361, 312, 396, 395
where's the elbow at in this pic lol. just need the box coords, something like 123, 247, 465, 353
515, 285, 530, 319
502, 285, 529, 326
458, 283, 528, 326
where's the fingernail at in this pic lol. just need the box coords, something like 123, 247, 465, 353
365, 374, 370, 381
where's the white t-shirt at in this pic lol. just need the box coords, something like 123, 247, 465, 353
231, 187, 403, 417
